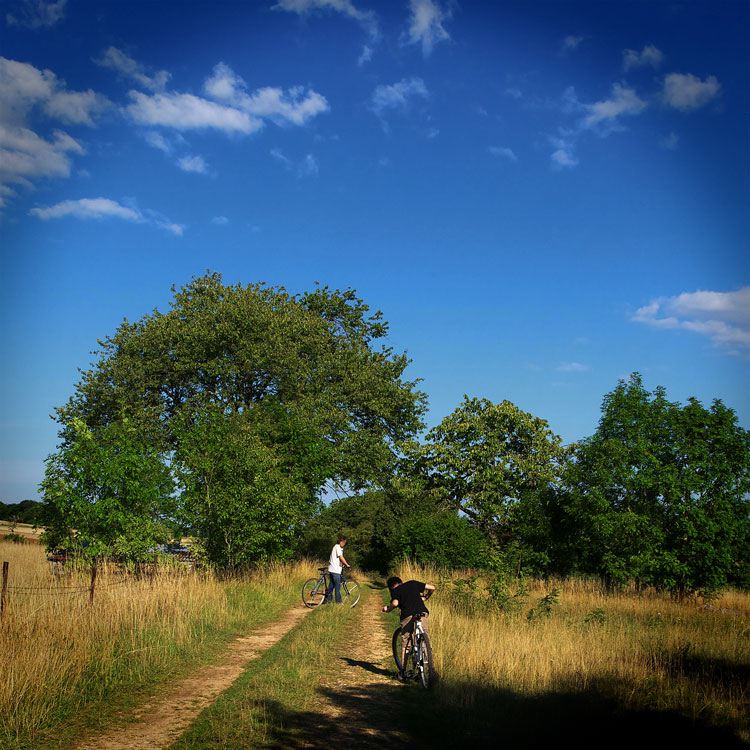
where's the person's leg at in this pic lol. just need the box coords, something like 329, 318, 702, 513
332, 572, 342, 603
323, 573, 333, 603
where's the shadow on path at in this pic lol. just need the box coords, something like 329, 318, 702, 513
340, 656, 392, 677
252, 676, 747, 749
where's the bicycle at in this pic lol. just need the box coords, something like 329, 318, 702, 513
301, 567, 360, 608
392, 613, 434, 689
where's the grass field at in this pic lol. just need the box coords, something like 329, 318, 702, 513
394, 561, 750, 746
0, 541, 311, 750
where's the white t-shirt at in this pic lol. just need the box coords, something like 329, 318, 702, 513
328, 543, 344, 574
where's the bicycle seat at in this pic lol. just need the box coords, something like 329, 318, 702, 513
317, 567, 328, 572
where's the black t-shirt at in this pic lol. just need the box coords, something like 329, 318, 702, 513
392, 580, 428, 618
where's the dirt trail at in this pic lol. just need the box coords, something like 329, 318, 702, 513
289, 583, 411, 748
74, 603, 309, 750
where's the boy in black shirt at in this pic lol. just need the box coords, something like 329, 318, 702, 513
382, 575, 436, 678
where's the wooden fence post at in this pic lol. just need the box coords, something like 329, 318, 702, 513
1, 561, 8, 619
89, 561, 97, 605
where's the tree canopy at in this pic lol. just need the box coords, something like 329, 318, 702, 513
42, 274, 426, 566
559, 374, 750, 594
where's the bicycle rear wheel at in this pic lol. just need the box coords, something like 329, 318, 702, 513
301, 576, 326, 608
416, 631, 435, 689
341, 580, 360, 607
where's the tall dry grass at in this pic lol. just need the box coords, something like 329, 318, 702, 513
0, 541, 314, 749
396, 561, 750, 741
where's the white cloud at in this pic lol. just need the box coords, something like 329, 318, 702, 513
6, 0, 66, 29
370, 77, 428, 119
44, 89, 110, 126
270, 147, 293, 168
505, 87, 523, 100
0, 57, 109, 127
557, 362, 589, 373
562, 35, 584, 52
273, 0, 379, 39
143, 130, 172, 153
622, 45, 664, 71
404, 0, 452, 57
29, 196, 184, 235
582, 83, 647, 128
126, 91, 261, 133
126, 64, 329, 136
660, 131, 679, 150
95, 47, 170, 92
211, 215, 229, 225
488, 146, 517, 162
662, 73, 720, 111
0, 124, 82, 187
633, 287, 750, 352
177, 154, 209, 174
549, 132, 578, 168
241, 85, 329, 126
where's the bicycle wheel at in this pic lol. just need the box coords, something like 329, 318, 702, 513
301, 576, 326, 608
392, 627, 405, 673
416, 631, 435, 689
341, 580, 360, 607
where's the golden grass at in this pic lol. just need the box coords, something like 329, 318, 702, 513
396, 561, 750, 741
0, 541, 315, 749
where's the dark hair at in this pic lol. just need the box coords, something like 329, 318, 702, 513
387, 576, 402, 590
337, 534, 347, 543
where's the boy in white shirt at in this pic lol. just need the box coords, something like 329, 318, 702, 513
324, 535, 350, 604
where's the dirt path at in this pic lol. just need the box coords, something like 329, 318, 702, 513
288, 583, 411, 748
74, 604, 309, 750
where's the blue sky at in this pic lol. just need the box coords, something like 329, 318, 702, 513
1, 0, 748, 501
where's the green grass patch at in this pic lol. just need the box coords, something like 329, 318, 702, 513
171, 590, 365, 749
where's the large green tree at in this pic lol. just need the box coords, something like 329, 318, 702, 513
43, 274, 426, 566
561, 374, 750, 594
417, 396, 567, 564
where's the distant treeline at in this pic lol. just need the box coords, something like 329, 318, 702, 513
37, 274, 750, 595
0, 500, 44, 525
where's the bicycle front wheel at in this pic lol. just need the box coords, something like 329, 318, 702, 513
416, 631, 435, 689
341, 580, 360, 607
392, 627, 406, 674
302, 576, 326, 608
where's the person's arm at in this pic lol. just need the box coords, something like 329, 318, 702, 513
382, 597, 399, 613
422, 583, 436, 600
338, 548, 350, 568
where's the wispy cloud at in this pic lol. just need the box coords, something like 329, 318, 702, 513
582, 83, 647, 129
273, 0, 379, 40
556, 362, 590, 373
660, 131, 679, 150
270, 148, 319, 177
562, 35, 585, 53
29, 197, 184, 235
662, 73, 720, 111
6, 0, 66, 29
404, 0, 452, 57
622, 45, 664, 71
632, 287, 750, 352
176, 154, 209, 175
370, 77, 428, 127
95, 47, 170, 92
488, 146, 518, 162
357, 44, 373, 66
211, 215, 229, 225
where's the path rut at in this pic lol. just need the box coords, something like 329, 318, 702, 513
74, 603, 309, 750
